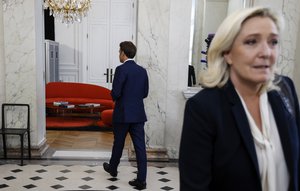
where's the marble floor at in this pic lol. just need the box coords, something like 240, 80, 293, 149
0, 130, 179, 190
0, 152, 179, 191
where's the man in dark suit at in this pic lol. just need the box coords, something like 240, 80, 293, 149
103, 41, 149, 190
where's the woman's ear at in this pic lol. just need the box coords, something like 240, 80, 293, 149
223, 51, 232, 65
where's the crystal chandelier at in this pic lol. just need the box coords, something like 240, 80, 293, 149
44, 0, 91, 24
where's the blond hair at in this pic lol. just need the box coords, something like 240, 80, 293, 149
199, 7, 284, 92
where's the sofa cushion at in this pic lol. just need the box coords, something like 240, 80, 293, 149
100, 109, 113, 126
46, 117, 96, 128
46, 82, 112, 100
46, 82, 114, 108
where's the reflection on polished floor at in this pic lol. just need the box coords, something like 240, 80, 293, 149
0, 130, 179, 190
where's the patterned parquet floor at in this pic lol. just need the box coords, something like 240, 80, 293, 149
46, 130, 131, 150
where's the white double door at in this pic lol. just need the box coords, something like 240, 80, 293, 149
82, 0, 137, 89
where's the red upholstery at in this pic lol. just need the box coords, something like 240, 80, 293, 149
46, 82, 114, 129
99, 109, 113, 127
46, 82, 114, 108
46, 117, 96, 128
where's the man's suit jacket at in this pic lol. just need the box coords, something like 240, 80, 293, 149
179, 76, 300, 191
111, 60, 149, 123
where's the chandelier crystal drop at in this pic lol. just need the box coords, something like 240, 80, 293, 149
44, 0, 91, 25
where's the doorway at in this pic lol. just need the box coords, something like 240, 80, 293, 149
54, 0, 137, 87
82, 0, 137, 88
44, 0, 137, 156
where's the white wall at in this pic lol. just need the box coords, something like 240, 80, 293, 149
0, 0, 5, 142
34, 0, 47, 148
165, 0, 192, 158
294, 18, 300, 98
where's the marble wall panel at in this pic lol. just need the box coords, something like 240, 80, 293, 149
0, 0, 5, 106
2, 0, 35, 147
165, 0, 192, 158
136, 0, 170, 148
254, 0, 300, 76
294, 20, 300, 98
3, 0, 35, 104
136, 0, 192, 158
0, 1, 5, 146
2, 0, 45, 147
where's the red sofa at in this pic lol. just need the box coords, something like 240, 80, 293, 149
46, 82, 114, 108
97, 109, 113, 127
46, 82, 114, 128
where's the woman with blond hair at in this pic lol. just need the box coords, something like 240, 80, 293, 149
179, 7, 300, 191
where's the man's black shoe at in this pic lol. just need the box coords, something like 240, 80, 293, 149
129, 178, 147, 190
103, 162, 118, 177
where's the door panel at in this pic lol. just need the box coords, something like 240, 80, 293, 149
84, 0, 136, 89
87, 24, 109, 84
89, 0, 108, 22
86, 0, 109, 86
55, 23, 79, 82
108, 25, 132, 89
